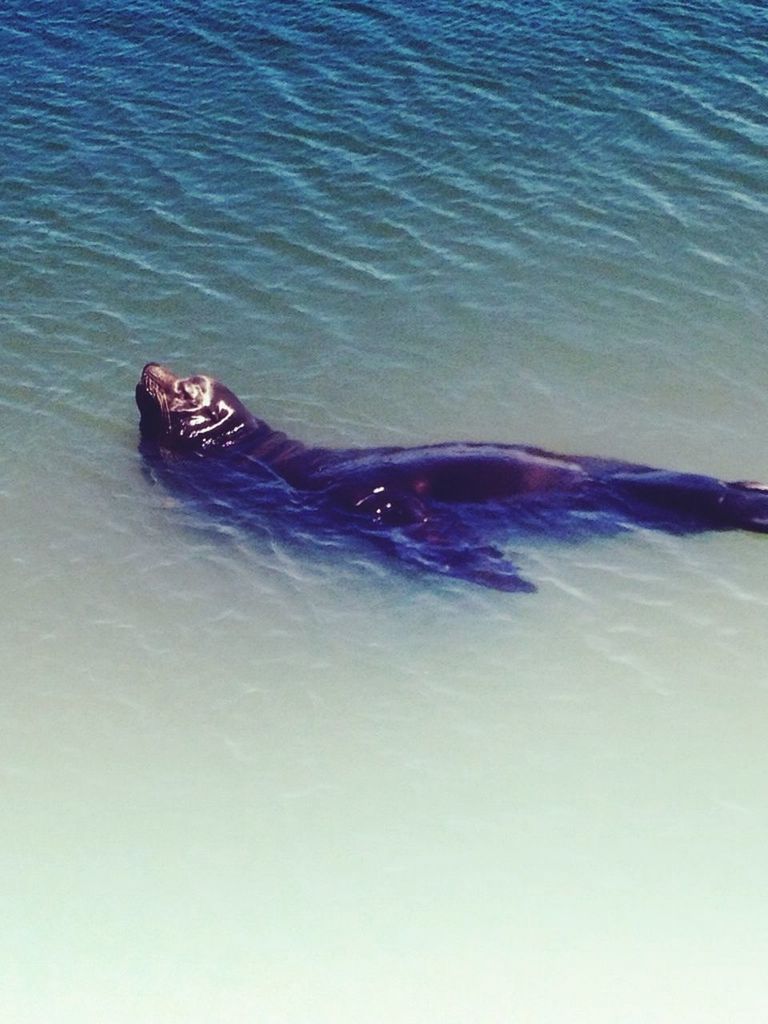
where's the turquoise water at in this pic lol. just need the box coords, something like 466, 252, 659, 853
3, 2, 768, 1020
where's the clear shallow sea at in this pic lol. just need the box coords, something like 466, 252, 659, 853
3, 1, 768, 1020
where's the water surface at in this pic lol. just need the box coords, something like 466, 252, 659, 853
3, 1, 768, 1020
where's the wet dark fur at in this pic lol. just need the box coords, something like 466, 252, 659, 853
136, 363, 768, 593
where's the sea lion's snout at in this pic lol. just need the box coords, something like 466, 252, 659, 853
141, 362, 179, 391
136, 363, 179, 440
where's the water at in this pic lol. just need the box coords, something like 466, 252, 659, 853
3, 1, 768, 1019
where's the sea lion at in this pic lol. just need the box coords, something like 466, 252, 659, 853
135, 362, 768, 592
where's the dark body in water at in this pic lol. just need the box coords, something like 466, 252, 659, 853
136, 363, 768, 593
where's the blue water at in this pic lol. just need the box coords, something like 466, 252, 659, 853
3, 2, 768, 1020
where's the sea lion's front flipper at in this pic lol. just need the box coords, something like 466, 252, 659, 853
386, 524, 536, 593
338, 486, 535, 592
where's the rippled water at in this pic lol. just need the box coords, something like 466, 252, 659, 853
3, 2, 768, 1020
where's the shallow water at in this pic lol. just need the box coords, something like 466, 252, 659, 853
3, 1, 768, 1020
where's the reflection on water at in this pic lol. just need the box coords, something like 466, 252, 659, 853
3, 0, 768, 1019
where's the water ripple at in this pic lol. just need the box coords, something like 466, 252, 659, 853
3, 0, 768, 605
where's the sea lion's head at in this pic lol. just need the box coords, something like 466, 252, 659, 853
136, 363, 257, 454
